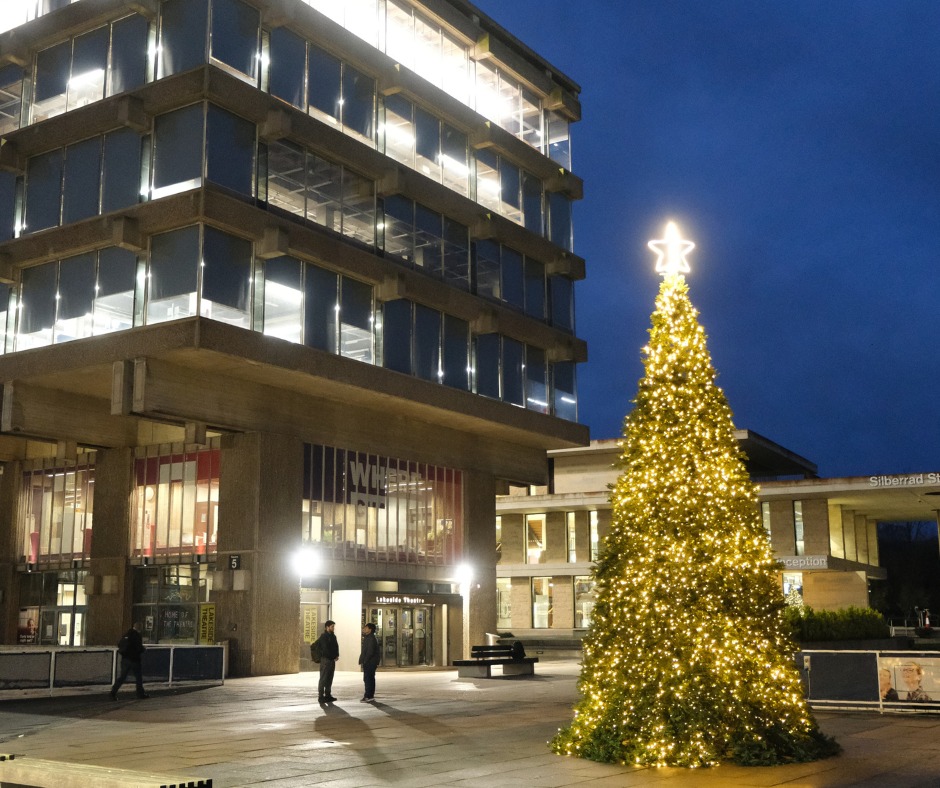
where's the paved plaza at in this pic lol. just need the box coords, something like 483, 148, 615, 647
1, 660, 940, 787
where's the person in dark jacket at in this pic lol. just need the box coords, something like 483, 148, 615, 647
358, 622, 380, 702
317, 620, 339, 703
110, 622, 148, 700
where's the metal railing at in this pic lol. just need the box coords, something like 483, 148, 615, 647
0, 645, 225, 692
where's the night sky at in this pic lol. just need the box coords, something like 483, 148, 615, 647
471, 0, 940, 478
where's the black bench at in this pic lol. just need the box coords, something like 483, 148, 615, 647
453, 644, 538, 678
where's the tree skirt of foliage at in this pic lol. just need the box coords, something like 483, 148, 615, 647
550, 275, 839, 767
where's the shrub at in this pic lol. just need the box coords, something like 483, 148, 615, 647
784, 606, 889, 642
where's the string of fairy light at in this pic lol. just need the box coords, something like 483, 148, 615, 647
550, 222, 836, 768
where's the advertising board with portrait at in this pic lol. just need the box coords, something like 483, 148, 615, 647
878, 656, 940, 706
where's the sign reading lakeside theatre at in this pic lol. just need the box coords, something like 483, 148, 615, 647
870, 473, 940, 487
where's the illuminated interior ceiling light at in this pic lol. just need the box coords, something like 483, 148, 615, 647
648, 221, 694, 276
68, 68, 104, 88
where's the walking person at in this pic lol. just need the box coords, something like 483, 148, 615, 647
317, 620, 339, 703
110, 622, 149, 700
359, 622, 380, 702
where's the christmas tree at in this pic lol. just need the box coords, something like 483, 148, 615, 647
550, 223, 838, 767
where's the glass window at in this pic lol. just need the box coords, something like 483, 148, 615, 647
501, 247, 524, 310
521, 89, 542, 150
549, 192, 572, 251
32, 41, 70, 123
442, 218, 469, 290
109, 14, 149, 96
62, 137, 102, 224
341, 167, 375, 247
152, 104, 204, 199
474, 334, 500, 399
385, 0, 414, 71
304, 263, 337, 352
306, 152, 342, 234
158, 0, 209, 79
546, 110, 571, 170
525, 345, 548, 413
761, 502, 772, 538
440, 31, 468, 103
522, 171, 542, 236
201, 226, 251, 327
553, 361, 577, 421
783, 572, 803, 605
524, 257, 545, 320
414, 204, 442, 277
574, 576, 595, 628
210, 0, 260, 80
441, 123, 468, 196
566, 512, 576, 562
54, 252, 96, 342
147, 225, 200, 324
266, 139, 305, 217
25, 149, 63, 233
102, 128, 143, 214
475, 149, 500, 213
502, 337, 524, 406
68, 26, 108, 110
383, 94, 415, 167
383, 195, 414, 263
414, 106, 440, 182
94, 247, 137, 334
308, 44, 341, 124
589, 510, 599, 561
500, 159, 521, 222
0, 170, 19, 241
0, 63, 24, 135
339, 276, 373, 363
441, 314, 469, 391
0, 282, 12, 352
261, 255, 302, 342
474, 240, 500, 301
342, 64, 375, 140
18, 263, 57, 349
206, 104, 255, 196
550, 276, 573, 332
532, 577, 552, 628
268, 26, 305, 109
793, 501, 805, 556
496, 577, 511, 629
381, 299, 412, 374
132, 441, 220, 561
413, 303, 440, 382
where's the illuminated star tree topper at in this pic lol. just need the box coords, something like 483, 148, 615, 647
549, 223, 839, 768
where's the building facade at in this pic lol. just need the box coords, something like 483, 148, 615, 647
495, 433, 902, 639
0, 0, 588, 675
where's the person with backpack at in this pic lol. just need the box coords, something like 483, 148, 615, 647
110, 621, 148, 700
314, 620, 339, 703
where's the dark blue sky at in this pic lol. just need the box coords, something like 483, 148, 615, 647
473, 0, 940, 478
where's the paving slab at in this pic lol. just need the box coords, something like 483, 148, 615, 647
1, 660, 939, 787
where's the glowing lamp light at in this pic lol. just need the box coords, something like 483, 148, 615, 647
455, 562, 473, 587
648, 221, 694, 277
291, 546, 320, 578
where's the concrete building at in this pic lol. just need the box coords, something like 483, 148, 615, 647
0, 0, 588, 675
494, 433, 915, 640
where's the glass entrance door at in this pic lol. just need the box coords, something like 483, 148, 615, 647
367, 604, 432, 667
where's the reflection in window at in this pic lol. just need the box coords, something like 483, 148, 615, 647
260, 255, 303, 343
18, 263, 57, 349
152, 104, 204, 199
567, 512, 577, 562
589, 510, 599, 561
339, 276, 373, 363
526, 346, 548, 413
25, 149, 64, 234
147, 225, 200, 324
532, 577, 552, 628
94, 247, 138, 334
0, 64, 24, 134
31, 41, 70, 123
20, 453, 95, 565
132, 565, 212, 644
109, 14, 149, 96
54, 252, 95, 342
68, 26, 108, 110
546, 109, 571, 170
553, 361, 578, 422
201, 226, 251, 327
158, 0, 209, 80
131, 440, 221, 559
793, 501, 805, 556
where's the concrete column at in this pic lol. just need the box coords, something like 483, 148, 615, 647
463, 470, 496, 656
0, 460, 21, 643
86, 448, 133, 646
214, 432, 303, 676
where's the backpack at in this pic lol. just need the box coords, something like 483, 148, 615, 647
310, 638, 322, 663
117, 634, 131, 656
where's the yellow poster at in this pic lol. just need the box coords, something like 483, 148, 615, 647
303, 607, 318, 643
198, 603, 216, 644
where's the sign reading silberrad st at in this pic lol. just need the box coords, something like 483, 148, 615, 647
869, 473, 940, 487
